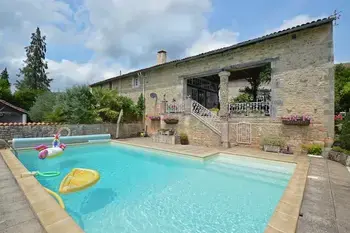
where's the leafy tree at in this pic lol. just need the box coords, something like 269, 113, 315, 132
29, 92, 58, 122
240, 65, 271, 102
16, 27, 52, 91
13, 88, 43, 111
136, 93, 145, 118
335, 64, 350, 112
60, 85, 98, 124
93, 87, 120, 122
0, 68, 10, 87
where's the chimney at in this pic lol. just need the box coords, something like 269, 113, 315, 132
157, 50, 167, 64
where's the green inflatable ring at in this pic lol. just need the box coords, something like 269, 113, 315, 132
35, 171, 60, 177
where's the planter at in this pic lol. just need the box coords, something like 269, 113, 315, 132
150, 118, 161, 121
263, 145, 280, 153
180, 138, 189, 145
164, 119, 179, 124
282, 119, 310, 126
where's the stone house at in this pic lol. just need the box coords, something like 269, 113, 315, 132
91, 17, 335, 151
0, 99, 28, 123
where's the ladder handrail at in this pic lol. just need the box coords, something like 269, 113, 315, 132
0, 139, 18, 157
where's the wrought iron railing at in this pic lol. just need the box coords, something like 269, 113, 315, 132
166, 102, 184, 113
229, 101, 271, 116
191, 100, 221, 134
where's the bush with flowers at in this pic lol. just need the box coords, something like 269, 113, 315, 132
281, 115, 311, 125
148, 115, 160, 121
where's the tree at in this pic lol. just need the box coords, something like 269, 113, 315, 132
16, 27, 52, 91
240, 65, 271, 102
61, 85, 98, 124
136, 93, 145, 118
92, 87, 139, 123
335, 64, 350, 112
93, 87, 120, 123
0, 68, 10, 87
0, 68, 12, 102
29, 92, 58, 122
13, 88, 43, 111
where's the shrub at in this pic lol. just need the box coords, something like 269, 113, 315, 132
29, 92, 60, 122
261, 137, 285, 147
332, 146, 350, 155
302, 143, 323, 155
180, 133, 189, 145
230, 93, 253, 103
339, 116, 350, 150
61, 85, 98, 124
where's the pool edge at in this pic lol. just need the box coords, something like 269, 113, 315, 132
0, 149, 84, 233
5, 141, 309, 233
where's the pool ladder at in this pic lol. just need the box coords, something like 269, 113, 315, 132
0, 139, 18, 157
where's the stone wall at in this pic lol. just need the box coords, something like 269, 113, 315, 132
159, 113, 221, 147
228, 117, 327, 152
328, 150, 350, 166
0, 123, 142, 141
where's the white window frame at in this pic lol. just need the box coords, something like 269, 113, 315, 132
132, 77, 140, 88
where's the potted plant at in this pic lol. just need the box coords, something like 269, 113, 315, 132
148, 116, 161, 121
180, 133, 189, 145
261, 137, 285, 153
302, 143, 323, 157
163, 115, 179, 124
282, 115, 311, 126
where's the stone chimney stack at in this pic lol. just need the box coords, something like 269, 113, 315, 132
157, 50, 167, 65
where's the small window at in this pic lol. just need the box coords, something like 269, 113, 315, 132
132, 77, 140, 88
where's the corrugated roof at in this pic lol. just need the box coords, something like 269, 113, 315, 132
90, 16, 335, 87
0, 99, 28, 114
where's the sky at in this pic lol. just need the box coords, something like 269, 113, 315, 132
0, 0, 349, 91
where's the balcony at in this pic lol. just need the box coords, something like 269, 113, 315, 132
229, 101, 271, 117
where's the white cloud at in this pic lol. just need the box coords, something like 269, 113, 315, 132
265, 14, 326, 35
186, 29, 239, 56
47, 59, 132, 91
82, 0, 213, 65
0, 0, 242, 91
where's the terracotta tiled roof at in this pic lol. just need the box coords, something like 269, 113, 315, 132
90, 16, 335, 87
0, 99, 28, 114
0, 122, 62, 126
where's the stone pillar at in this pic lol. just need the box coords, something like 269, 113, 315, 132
218, 71, 230, 117
184, 97, 191, 114
221, 121, 230, 148
22, 114, 27, 123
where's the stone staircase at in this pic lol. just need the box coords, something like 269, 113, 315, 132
190, 100, 221, 135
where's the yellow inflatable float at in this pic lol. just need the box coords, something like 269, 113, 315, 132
59, 168, 100, 194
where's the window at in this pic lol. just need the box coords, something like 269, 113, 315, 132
132, 77, 140, 88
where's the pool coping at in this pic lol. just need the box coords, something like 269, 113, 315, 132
112, 140, 310, 233
2, 141, 309, 233
0, 149, 84, 233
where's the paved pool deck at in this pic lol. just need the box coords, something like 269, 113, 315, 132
297, 157, 350, 233
0, 154, 45, 233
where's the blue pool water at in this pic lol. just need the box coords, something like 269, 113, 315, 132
18, 143, 295, 233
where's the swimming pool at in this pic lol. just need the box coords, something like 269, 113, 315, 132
18, 142, 295, 233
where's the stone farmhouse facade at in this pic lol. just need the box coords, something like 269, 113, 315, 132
91, 17, 335, 152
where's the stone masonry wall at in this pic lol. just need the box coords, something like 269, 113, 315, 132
0, 123, 142, 141
105, 23, 334, 147
160, 113, 221, 147
228, 118, 327, 152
